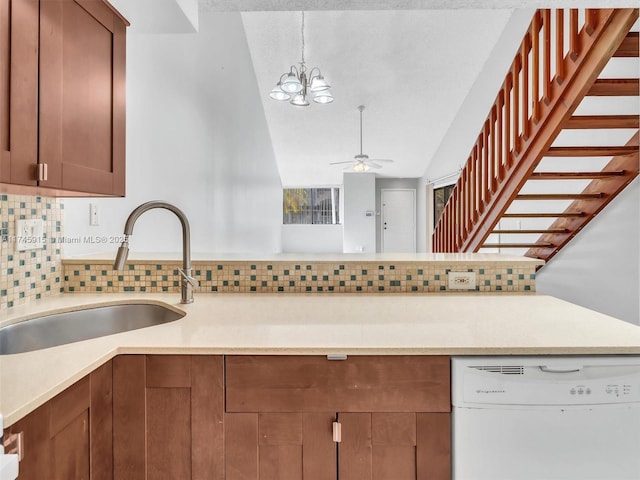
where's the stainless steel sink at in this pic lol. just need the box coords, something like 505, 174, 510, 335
0, 303, 184, 355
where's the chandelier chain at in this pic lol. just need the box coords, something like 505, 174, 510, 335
301, 11, 305, 66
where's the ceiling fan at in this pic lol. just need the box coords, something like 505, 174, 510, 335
330, 105, 394, 172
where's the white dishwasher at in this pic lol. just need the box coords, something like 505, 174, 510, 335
452, 356, 640, 480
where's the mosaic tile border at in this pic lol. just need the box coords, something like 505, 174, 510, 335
0, 195, 64, 310
62, 261, 536, 294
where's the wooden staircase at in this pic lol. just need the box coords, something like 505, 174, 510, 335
433, 8, 639, 266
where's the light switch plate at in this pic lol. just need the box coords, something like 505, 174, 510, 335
15, 219, 44, 251
448, 271, 476, 290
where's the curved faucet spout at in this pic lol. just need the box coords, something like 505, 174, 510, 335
113, 201, 198, 303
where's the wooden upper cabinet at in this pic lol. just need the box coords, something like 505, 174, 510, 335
2, 0, 127, 195
0, 0, 9, 181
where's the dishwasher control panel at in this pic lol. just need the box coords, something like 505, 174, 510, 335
452, 356, 640, 407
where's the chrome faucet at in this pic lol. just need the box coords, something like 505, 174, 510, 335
113, 201, 199, 304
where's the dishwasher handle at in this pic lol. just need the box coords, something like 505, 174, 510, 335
539, 365, 582, 373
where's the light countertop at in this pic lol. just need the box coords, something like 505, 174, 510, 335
61, 251, 545, 264
2, 292, 640, 426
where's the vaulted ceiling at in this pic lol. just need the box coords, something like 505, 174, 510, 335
240, 9, 514, 186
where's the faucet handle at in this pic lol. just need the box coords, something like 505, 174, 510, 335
177, 267, 199, 287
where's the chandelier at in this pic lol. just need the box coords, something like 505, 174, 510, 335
269, 12, 333, 107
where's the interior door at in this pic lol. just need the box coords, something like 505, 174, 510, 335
382, 189, 416, 253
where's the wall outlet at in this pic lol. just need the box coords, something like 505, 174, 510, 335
15, 219, 44, 251
448, 271, 476, 290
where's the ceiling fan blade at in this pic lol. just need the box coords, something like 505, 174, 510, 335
368, 158, 394, 163
343, 165, 355, 171
367, 162, 383, 169
330, 160, 356, 165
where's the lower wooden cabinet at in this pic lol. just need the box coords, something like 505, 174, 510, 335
6, 354, 450, 480
3, 360, 113, 480
112, 355, 224, 480
225, 411, 450, 480
225, 355, 451, 480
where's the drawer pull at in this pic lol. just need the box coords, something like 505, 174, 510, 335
327, 354, 347, 361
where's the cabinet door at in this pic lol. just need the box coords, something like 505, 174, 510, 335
39, 0, 125, 195
338, 412, 451, 480
113, 355, 224, 480
0, 0, 9, 181
3, 360, 113, 480
5, 0, 38, 186
225, 412, 336, 480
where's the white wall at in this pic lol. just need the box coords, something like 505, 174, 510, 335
64, 12, 283, 256
343, 173, 376, 253
281, 225, 343, 253
537, 179, 640, 325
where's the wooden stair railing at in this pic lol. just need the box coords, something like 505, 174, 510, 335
433, 8, 639, 263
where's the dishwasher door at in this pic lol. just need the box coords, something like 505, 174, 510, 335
453, 404, 640, 480
452, 356, 640, 480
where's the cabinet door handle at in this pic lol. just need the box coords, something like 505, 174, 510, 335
37, 163, 48, 181
332, 421, 341, 443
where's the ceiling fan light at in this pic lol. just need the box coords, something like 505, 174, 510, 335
269, 83, 291, 101
353, 162, 369, 172
310, 75, 330, 92
313, 90, 333, 104
290, 94, 310, 107
281, 73, 303, 93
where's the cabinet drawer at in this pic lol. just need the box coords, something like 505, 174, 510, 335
226, 355, 450, 413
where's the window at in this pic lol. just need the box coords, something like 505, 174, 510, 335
433, 184, 455, 227
283, 187, 341, 225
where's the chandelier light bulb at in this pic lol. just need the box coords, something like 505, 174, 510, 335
313, 90, 333, 104
269, 83, 291, 101
310, 75, 330, 92
290, 93, 310, 107
281, 73, 303, 94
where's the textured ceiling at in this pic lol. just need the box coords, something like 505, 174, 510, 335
201, 0, 640, 11
241, 10, 515, 186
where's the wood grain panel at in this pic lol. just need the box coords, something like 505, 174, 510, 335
147, 387, 192, 480
226, 413, 259, 480
259, 413, 303, 445
373, 446, 416, 480
302, 413, 336, 480
416, 413, 451, 480
0, 0, 9, 182
339, 413, 372, 480
226, 356, 450, 413
146, 354, 191, 388
111, 14, 126, 196
39, 0, 126, 195
52, 410, 90, 480
49, 375, 90, 435
259, 445, 303, 480
7, 402, 52, 480
191, 355, 224, 480
9, 0, 38, 185
113, 355, 146, 480
90, 360, 113, 480
372, 413, 416, 446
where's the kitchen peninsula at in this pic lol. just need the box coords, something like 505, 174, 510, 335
2, 253, 640, 480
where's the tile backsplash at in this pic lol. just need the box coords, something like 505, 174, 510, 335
63, 261, 536, 294
0, 194, 537, 312
0, 194, 64, 311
